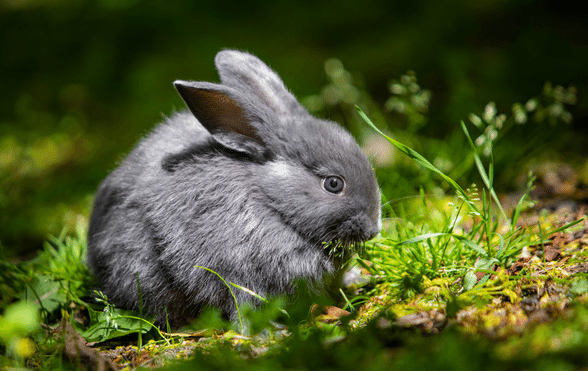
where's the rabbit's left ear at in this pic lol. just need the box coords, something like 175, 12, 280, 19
174, 80, 263, 144
215, 50, 303, 117
173, 80, 275, 163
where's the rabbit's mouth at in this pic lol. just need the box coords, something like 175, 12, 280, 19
317, 213, 380, 261
320, 234, 371, 259
321, 239, 356, 261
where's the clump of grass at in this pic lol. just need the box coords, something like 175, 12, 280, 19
355, 104, 584, 319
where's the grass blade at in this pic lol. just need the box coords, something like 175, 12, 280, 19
397, 233, 448, 246
230, 282, 290, 318
452, 235, 488, 257
544, 217, 586, 235
357, 106, 480, 215
196, 266, 243, 334
460, 121, 509, 223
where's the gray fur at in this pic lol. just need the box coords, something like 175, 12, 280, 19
87, 50, 381, 328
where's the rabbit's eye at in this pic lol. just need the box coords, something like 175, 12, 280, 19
322, 176, 345, 194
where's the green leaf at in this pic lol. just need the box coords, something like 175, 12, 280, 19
20, 275, 65, 315
463, 271, 477, 291
475, 257, 499, 270
81, 307, 152, 343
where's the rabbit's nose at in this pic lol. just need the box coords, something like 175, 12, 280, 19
366, 223, 381, 240
369, 228, 379, 240
341, 213, 380, 242
365, 206, 382, 240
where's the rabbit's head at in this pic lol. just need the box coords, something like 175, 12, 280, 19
173, 50, 381, 252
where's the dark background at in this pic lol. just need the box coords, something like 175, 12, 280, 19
1, 0, 586, 257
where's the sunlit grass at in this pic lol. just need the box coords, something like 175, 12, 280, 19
353, 105, 585, 327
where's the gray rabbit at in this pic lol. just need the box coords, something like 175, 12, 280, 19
87, 50, 381, 328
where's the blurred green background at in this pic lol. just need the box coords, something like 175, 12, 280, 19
1, 0, 586, 258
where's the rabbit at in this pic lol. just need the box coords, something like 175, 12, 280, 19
87, 49, 381, 329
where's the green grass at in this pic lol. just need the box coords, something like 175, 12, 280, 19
357, 106, 584, 310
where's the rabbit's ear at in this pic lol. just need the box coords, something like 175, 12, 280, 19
215, 50, 302, 117
174, 80, 262, 143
